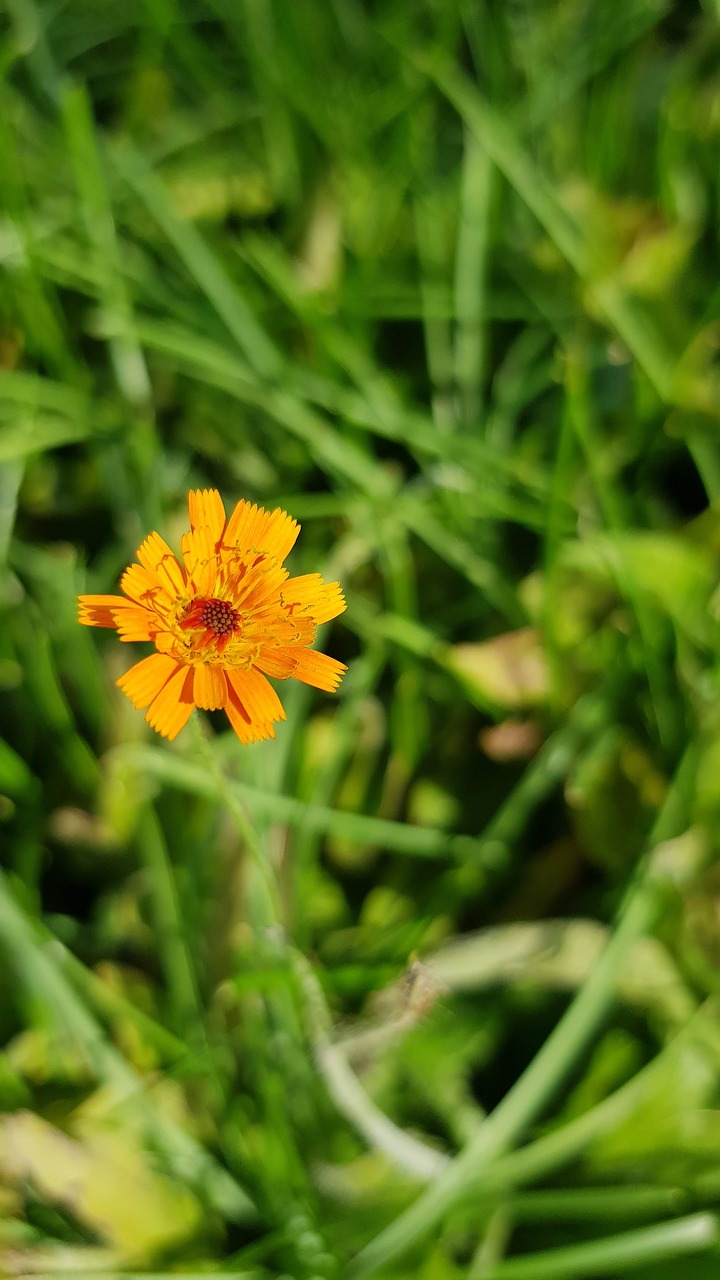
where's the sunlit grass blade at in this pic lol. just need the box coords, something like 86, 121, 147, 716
112, 744, 488, 862
477, 1213, 718, 1279
453, 128, 495, 431
110, 139, 282, 379
60, 81, 160, 528
424, 57, 674, 380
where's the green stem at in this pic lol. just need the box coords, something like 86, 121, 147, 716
188, 712, 280, 930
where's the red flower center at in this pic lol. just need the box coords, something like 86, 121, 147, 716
200, 597, 240, 636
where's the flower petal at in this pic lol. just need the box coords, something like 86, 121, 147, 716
256, 646, 346, 691
181, 526, 218, 595
290, 649, 347, 691
253, 646, 299, 680
117, 653, 181, 709
244, 611, 317, 647
78, 595, 127, 628
224, 670, 281, 744
224, 501, 299, 564
145, 664, 195, 740
120, 564, 172, 610
256, 507, 300, 563
154, 631, 180, 654
78, 594, 166, 639
280, 575, 346, 625
113, 606, 163, 642
225, 697, 276, 744
136, 532, 186, 596
226, 666, 286, 725
193, 663, 228, 710
188, 489, 226, 541
223, 501, 262, 553
233, 558, 288, 611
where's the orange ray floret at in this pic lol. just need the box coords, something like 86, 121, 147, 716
78, 490, 347, 743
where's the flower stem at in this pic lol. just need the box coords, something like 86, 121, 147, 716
188, 711, 281, 930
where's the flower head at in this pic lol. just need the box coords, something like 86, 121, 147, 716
78, 490, 347, 743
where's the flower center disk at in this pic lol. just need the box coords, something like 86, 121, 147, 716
200, 597, 240, 636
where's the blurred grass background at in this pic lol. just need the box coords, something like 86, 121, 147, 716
4, 0, 720, 1276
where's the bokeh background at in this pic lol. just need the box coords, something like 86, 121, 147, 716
4, 1, 720, 1276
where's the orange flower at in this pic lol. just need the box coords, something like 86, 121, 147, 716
78, 490, 347, 743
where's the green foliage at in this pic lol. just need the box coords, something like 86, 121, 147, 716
2, 1, 720, 1276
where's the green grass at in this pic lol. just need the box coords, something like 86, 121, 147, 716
3, 1, 720, 1276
